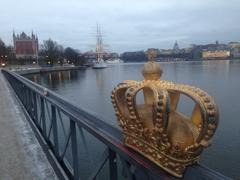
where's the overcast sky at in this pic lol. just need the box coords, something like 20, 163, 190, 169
0, 0, 239, 52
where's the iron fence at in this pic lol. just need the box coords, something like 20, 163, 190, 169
1, 69, 228, 180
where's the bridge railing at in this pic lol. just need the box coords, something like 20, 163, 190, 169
1, 69, 229, 180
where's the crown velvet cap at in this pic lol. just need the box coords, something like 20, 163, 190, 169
111, 49, 219, 177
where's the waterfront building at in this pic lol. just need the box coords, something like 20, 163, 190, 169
232, 47, 240, 58
159, 49, 173, 55
228, 42, 240, 49
227, 42, 240, 58
202, 50, 230, 59
13, 31, 39, 60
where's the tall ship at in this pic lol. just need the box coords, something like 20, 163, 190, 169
92, 25, 107, 69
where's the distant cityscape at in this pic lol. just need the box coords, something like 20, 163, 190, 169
0, 31, 240, 67
121, 41, 240, 62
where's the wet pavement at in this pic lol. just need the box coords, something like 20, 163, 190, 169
0, 70, 57, 180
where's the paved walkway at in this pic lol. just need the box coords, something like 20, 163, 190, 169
0, 70, 57, 180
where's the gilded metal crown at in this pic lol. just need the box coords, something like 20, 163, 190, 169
111, 49, 219, 177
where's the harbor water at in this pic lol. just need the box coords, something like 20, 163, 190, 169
26, 60, 240, 179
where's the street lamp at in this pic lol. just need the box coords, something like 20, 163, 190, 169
0, 55, 6, 67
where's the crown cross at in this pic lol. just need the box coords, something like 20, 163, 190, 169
111, 49, 219, 177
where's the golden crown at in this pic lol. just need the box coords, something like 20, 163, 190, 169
111, 49, 219, 177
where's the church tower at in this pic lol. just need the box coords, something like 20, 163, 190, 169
173, 41, 180, 53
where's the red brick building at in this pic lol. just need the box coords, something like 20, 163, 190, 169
13, 31, 39, 60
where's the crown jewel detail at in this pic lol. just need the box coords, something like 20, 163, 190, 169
111, 49, 219, 177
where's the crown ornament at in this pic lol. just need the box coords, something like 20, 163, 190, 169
111, 49, 219, 178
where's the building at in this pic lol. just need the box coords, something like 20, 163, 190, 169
159, 49, 173, 55
13, 31, 39, 60
227, 42, 240, 58
202, 50, 230, 59
228, 42, 240, 49
232, 47, 240, 58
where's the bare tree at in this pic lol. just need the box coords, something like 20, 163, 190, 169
40, 39, 63, 65
0, 38, 7, 56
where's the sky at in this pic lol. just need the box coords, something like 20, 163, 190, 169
0, 0, 240, 53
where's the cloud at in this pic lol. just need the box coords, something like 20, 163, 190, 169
0, 0, 239, 52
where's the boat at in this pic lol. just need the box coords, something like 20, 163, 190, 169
92, 25, 107, 69
106, 58, 123, 64
92, 59, 107, 69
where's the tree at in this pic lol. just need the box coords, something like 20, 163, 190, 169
121, 51, 147, 62
0, 38, 9, 65
0, 38, 7, 56
64, 47, 86, 65
40, 39, 63, 65
64, 47, 78, 64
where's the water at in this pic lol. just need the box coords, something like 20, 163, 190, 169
26, 60, 240, 179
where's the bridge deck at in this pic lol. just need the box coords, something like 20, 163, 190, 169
0, 71, 57, 179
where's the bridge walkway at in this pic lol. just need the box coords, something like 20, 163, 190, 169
0, 70, 57, 180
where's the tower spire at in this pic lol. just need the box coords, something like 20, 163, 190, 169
173, 41, 180, 53
13, 29, 16, 41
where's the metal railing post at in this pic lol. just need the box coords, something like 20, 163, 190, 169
109, 148, 118, 180
51, 105, 59, 156
41, 97, 46, 138
70, 119, 80, 180
33, 92, 38, 123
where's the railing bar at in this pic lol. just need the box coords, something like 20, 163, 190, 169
29, 89, 34, 118
57, 109, 67, 138
33, 92, 38, 124
109, 148, 118, 180
77, 124, 94, 166
119, 157, 135, 180
46, 100, 54, 139
40, 97, 47, 138
39, 110, 43, 128
47, 122, 53, 139
28, 90, 33, 118
30, 90, 35, 120
26, 88, 30, 114
87, 148, 109, 180
23, 85, 26, 107
51, 105, 59, 156
70, 119, 81, 180
60, 129, 72, 160
45, 100, 52, 121
36, 95, 42, 125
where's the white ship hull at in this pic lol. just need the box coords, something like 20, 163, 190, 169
92, 59, 107, 69
106, 58, 123, 64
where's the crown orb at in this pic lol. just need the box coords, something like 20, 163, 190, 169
142, 48, 163, 80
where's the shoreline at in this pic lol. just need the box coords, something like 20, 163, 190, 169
6, 65, 87, 75
3, 59, 240, 75
119, 59, 240, 65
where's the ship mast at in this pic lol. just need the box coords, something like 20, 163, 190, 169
96, 24, 103, 62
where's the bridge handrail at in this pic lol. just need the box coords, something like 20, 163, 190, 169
1, 69, 230, 180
